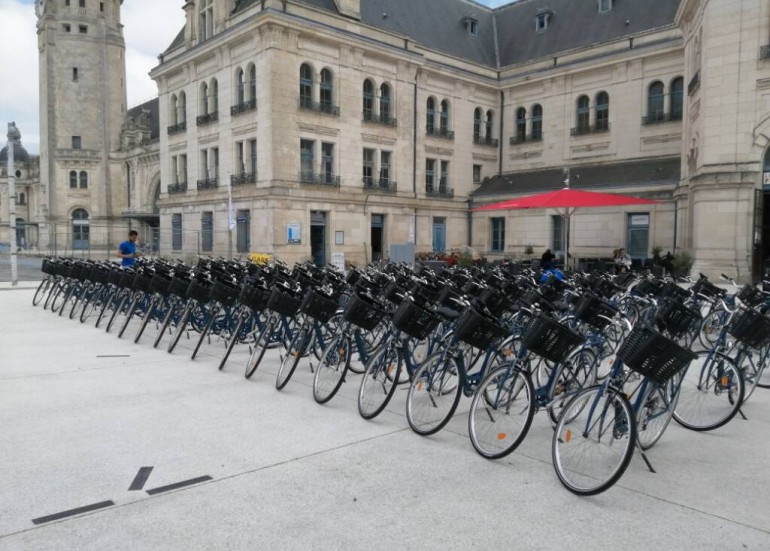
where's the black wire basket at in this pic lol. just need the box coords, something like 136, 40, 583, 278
267, 286, 302, 317
343, 292, 386, 331
479, 287, 515, 317
300, 288, 339, 324
384, 282, 408, 304
593, 278, 622, 300
655, 298, 702, 339
522, 313, 586, 364
186, 278, 212, 303
42, 259, 57, 276
118, 270, 136, 289
149, 274, 171, 295
107, 268, 124, 286
411, 282, 442, 308
392, 299, 441, 341
67, 263, 85, 280
168, 277, 190, 298
736, 285, 763, 308
132, 272, 153, 293
659, 282, 690, 302
345, 270, 361, 286
574, 294, 618, 329
691, 278, 725, 300
89, 265, 109, 285
634, 279, 665, 297
211, 280, 241, 307
613, 272, 637, 290
617, 324, 697, 385
454, 307, 509, 350
437, 286, 463, 310
727, 308, 770, 349
239, 284, 270, 312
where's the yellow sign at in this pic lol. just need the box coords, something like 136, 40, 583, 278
248, 253, 273, 265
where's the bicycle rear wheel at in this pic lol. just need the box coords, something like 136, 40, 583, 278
552, 386, 635, 496
406, 352, 463, 436
245, 317, 274, 379
191, 303, 220, 360
547, 347, 598, 425
358, 342, 401, 420
95, 289, 115, 328
698, 309, 727, 349
313, 335, 351, 404
154, 298, 178, 348
673, 351, 745, 432
636, 377, 679, 450
468, 365, 534, 459
135, 296, 159, 344
219, 313, 247, 371
106, 294, 128, 333
50, 283, 67, 314
167, 302, 192, 353
33, 278, 51, 307
80, 286, 102, 323
118, 295, 140, 338
43, 280, 60, 310
68, 286, 84, 320
276, 326, 310, 390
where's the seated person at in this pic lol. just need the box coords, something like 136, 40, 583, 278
541, 248, 556, 270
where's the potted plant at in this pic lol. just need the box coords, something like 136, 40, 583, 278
671, 251, 694, 278
524, 243, 534, 257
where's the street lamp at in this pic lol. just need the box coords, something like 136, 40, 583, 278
6, 122, 20, 286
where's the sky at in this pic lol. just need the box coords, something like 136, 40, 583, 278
0, 0, 511, 154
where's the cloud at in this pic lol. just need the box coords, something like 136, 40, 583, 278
0, 0, 184, 153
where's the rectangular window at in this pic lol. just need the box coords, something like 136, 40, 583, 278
321, 142, 334, 183
380, 151, 391, 184
440, 161, 449, 192
171, 156, 178, 183
100, 2, 105, 12
79, 0, 85, 7
201, 211, 213, 252
212, 147, 219, 179
598, 0, 612, 13
200, 149, 209, 179
65, 0, 70, 6
172, 213, 183, 251
180, 154, 187, 183
236, 141, 244, 174
363, 148, 375, 186
300, 139, 315, 179
63, 24, 71, 32
425, 159, 435, 190
248, 139, 257, 176
71, 136, 81, 149
473, 164, 482, 184
490, 218, 505, 252
552, 215, 564, 254
72, 67, 78, 81
236, 209, 250, 253
79, 25, 87, 34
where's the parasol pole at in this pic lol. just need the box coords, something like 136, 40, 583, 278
563, 169, 570, 270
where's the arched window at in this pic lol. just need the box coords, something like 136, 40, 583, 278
596, 91, 609, 131
170, 94, 178, 126
248, 64, 256, 102
439, 100, 449, 135
235, 68, 245, 105
516, 107, 527, 141
79, 171, 88, 189
200, 82, 209, 116
473, 108, 482, 140
426, 97, 436, 133
380, 83, 391, 122
299, 63, 313, 108
485, 110, 494, 140
69, 170, 78, 189
670, 77, 684, 120
71, 209, 90, 250
576, 95, 590, 132
320, 69, 333, 112
363, 79, 375, 119
647, 81, 665, 122
178, 91, 186, 124
531, 104, 543, 140
209, 78, 218, 113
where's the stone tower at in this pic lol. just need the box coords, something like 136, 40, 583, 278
35, 0, 128, 251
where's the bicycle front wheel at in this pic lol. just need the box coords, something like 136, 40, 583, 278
468, 365, 534, 459
358, 343, 401, 420
276, 326, 309, 390
674, 351, 745, 432
32, 277, 51, 307
313, 335, 351, 404
406, 352, 463, 436
698, 309, 727, 349
546, 347, 598, 425
552, 386, 635, 496
636, 377, 679, 450
245, 317, 274, 379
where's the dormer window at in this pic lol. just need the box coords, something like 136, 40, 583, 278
462, 15, 479, 36
598, 0, 612, 14
535, 9, 553, 32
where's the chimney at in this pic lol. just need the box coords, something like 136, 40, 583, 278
334, 0, 360, 20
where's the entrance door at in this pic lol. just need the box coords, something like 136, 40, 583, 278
371, 214, 384, 261
72, 209, 90, 250
758, 190, 769, 281
310, 211, 326, 267
236, 209, 250, 253
15, 218, 26, 249
432, 217, 446, 253
626, 213, 650, 260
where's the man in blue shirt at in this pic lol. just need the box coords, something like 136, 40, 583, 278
118, 230, 142, 267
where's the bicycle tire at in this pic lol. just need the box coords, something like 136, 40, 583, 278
546, 347, 598, 425
406, 352, 464, 436
350, 324, 386, 375
191, 303, 219, 360
50, 283, 67, 315
135, 296, 158, 344
313, 334, 351, 404
673, 350, 745, 432
636, 377, 680, 450
43, 280, 59, 310
80, 287, 101, 324
468, 365, 535, 459
698, 309, 727, 350
154, 298, 178, 348
32, 277, 50, 307
167, 303, 192, 353
118, 296, 140, 338
358, 342, 401, 420
245, 317, 274, 379
95, 289, 115, 328
106, 294, 127, 334
276, 326, 309, 390
219, 314, 247, 371
552, 386, 636, 496
68, 286, 83, 320
58, 284, 77, 318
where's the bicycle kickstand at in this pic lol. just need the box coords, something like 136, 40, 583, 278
738, 408, 748, 421
635, 441, 656, 474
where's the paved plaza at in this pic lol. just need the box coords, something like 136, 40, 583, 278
1, 285, 769, 550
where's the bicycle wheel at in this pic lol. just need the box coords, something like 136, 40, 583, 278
552, 386, 636, 496
276, 326, 309, 390
32, 277, 51, 307
106, 294, 128, 333
468, 365, 535, 459
546, 347, 598, 425
167, 302, 192, 353
218, 313, 247, 371
313, 335, 351, 404
698, 309, 727, 350
95, 289, 115, 328
406, 352, 463, 436
50, 283, 68, 314
245, 317, 274, 379
350, 324, 386, 375
135, 295, 159, 344
358, 342, 401, 420
80, 287, 102, 323
43, 280, 60, 310
117, 295, 140, 338
191, 303, 219, 360
154, 298, 178, 348
673, 351, 745, 432
68, 286, 84, 320
636, 377, 679, 450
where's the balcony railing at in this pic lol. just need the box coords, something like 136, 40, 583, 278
167, 121, 187, 135
299, 172, 340, 186
231, 99, 257, 116
570, 123, 611, 137
231, 172, 256, 186
688, 71, 701, 96
168, 181, 187, 194
510, 133, 544, 145
363, 177, 397, 193
196, 112, 218, 126
362, 111, 397, 127
197, 177, 218, 191
761, 45, 770, 60
426, 185, 454, 199
426, 126, 455, 140
473, 135, 499, 147
299, 98, 340, 116
642, 113, 683, 125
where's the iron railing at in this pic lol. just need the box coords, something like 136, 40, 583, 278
299, 98, 340, 116
299, 172, 341, 186
473, 135, 499, 147
231, 99, 257, 116
231, 172, 256, 186
363, 178, 397, 193
425, 185, 454, 199
196, 177, 218, 191
510, 133, 544, 145
426, 126, 455, 140
196, 112, 219, 126
362, 111, 397, 127
168, 181, 187, 194
642, 113, 683, 125
167, 122, 187, 135
570, 123, 611, 136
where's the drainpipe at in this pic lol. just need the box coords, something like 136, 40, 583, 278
413, 72, 418, 195
672, 199, 677, 254
498, 87, 504, 176
126, 162, 132, 231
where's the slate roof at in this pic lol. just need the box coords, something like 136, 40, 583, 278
472, 157, 681, 199
127, 98, 160, 142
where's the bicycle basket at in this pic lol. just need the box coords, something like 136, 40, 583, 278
343, 292, 385, 331
660, 282, 690, 302
41, 259, 57, 276
411, 282, 442, 308
149, 274, 171, 295
574, 294, 618, 329
90, 265, 109, 285
168, 277, 190, 298
727, 308, 770, 349
392, 299, 441, 340
345, 270, 361, 286
299, 289, 339, 324
132, 272, 153, 293
613, 272, 636, 290
118, 271, 135, 288
691, 278, 725, 300
736, 285, 763, 308
67, 263, 85, 280
267, 286, 302, 317
480, 287, 514, 317
655, 298, 702, 338
617, 324, 697, 385
521, 313, 586, 364
384, 281, 408, 304
107, 269, 123, 286
186, 279, 212, 303
454, 307, 509, 350
438, 286, 463, 309
593, 278, 621, 300
211, 280, 241, 307
239, 284, 270, 312
634, 279, 665, 297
